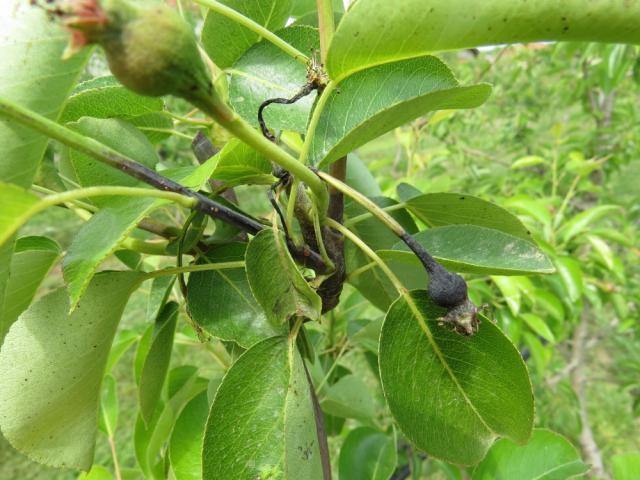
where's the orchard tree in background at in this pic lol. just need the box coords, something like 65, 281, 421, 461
0, 0, 639, 479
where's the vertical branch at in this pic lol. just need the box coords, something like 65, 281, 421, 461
571, 308, 609, 479
316, 0, 335, 65
300, 11, 335, 475
327, 157, 347, 223
321, 157, 348, 312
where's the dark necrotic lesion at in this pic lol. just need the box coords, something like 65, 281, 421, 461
257, 83, 318, 141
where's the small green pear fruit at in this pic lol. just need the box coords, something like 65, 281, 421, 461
64, 0, 212, 104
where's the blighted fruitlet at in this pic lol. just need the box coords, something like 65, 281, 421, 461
401, 233, 480, 335
47, 0, 213, 105
427, 263, 467, 308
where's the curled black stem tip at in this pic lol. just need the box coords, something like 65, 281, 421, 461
258, 83, 317, 141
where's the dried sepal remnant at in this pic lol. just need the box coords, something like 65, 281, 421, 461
437, 298, 482, 336
37, 0, 213, 105
305, 49, 330, 92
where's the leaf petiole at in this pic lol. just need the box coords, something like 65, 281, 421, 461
144, 261, 245, 280
193, 0, 309, 65
325, 218, 406, 295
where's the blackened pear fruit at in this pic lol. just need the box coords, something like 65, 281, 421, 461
402, 233, 481, 335
427, 263, 468, 308
61, 0, 213, 105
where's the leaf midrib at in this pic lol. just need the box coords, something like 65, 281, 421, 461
530, 459, 588, 480
402, 292, 495, 435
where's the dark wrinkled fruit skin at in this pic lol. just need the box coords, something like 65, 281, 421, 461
427, 263, 468, 309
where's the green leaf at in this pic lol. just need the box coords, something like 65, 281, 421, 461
387, 225, 554, 275
503, 196, 552, 227
229, 26, 319, 133
396, 182, 423, 202
612, 453, 640, 480
63, 141, 218, 309
472, 429, 589, 480
146, 275, 176, 323
0, 242, 14, 345
115, 249, 143, 270
128, 112, 174, 144
202, 336, 324, 479
0, 271, 142, 470
327, 0, 640, 80
0, 183, 42, 248
60, 76, 164, 123
533, 289, 565, 324
346, 155, 383, 197
139, 302, 179, 425
349, 317, 384, 353
135, 366, 205, 478
491, 276, 533, 315
320, 374, 377, 421
0, 1, 89, 188
511, 155, 546, 170
521, 313, 556, 344
555, 256, 584, 303
522, 333, 550, 378
64, 118, 160, 205
105, 329, 139, 374
379, 291, 533, 465
98, 374, 119, 437
338, 427, 397, 480
0, 236, 60, 342
78, 465, 114, 480
405, 193, 532, 240
245, 229, 322, 325
63, 198, 159, 310
585, 234, 615, 270
291, 0, 343, 18
634, 56, 640, 85
309, 56, 491, 166
0, 1, 87, 320
558, 205, 621, 243
201, 0, 292, 69
187, 243, 285, 347
134, 326, 153, 386
211, 138, 275, 186
290, 0, 318, 17
169, 391, 209, 480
